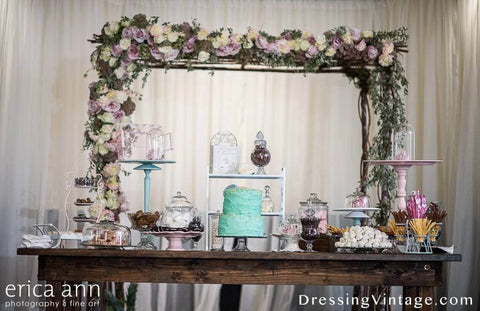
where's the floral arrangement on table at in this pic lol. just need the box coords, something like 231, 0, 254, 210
84, 14, 408, 223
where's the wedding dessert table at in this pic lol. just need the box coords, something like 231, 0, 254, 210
17, 248, 461, 311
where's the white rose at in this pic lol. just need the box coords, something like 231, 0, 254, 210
316, 42, 326, 51
154, 35, 166, 44
315, 34, 326, 45
104, 25, 113, 37
167, 32, 179, 43
300, 40, 310, 51
243, 40, 253, 49
100, 133, 111, 141
98, 144, 109, 155
212, 39, 222, 49
116, 91, 128, 102
101, 124, 113, 134
158, 45, 172, 54
325, 47, 336, 57
99, 113, 114, 123
342, 32, 353, 45
127, 63, 136, 72
121, 20, 130, 27
150, 24, 162, 37
110, 21, 120, 33
198, 51, 210, 62
114, 67, 127, 79
121, 116, 131, 124
383, 42, 394, 54
119, 38, 131, 50
362, 30, 374, 38
198, 28, 209, 40
109, 57, 117, 67
378, 53, 393, 66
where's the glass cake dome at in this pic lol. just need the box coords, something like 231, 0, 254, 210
160, 192, 196, 229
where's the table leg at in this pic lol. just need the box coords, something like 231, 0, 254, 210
403, 286, 434, 311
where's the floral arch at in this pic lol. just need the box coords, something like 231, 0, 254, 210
85, 14, 408, 225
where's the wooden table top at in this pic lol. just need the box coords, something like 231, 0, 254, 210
17, 248, 462, 262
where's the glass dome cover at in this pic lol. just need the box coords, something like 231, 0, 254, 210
161, 192, 196, 229
345, 188, 371, 209
82, 220, 131, 247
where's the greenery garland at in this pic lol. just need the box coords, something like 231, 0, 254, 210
84, 14, 408, 225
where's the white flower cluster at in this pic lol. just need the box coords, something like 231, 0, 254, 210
335, 226, 392, 248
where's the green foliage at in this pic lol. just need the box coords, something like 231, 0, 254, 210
105, 283, 138, 311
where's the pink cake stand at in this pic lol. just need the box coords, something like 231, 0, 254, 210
150, 231, 203, 251
364, 160, 442, 211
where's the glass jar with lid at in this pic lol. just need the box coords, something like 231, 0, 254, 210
161, 192, 196, 229
82, 217, 130, 248
250, 131, 271, 174
345, 188, 371, 209
299, 193, 328, 234
392, 123, 415, 160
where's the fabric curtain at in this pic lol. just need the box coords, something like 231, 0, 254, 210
0, 0, 478, 310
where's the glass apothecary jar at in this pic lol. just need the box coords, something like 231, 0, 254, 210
250, 131, 271, 174
392, 124, 415, 160
345, 188, 371, 208
82, 221, 131, 248
208, 211, 224, 251
299, 193, 328, 234
160, 192, 196, 229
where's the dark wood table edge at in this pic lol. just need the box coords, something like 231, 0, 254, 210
17, 248, 463, 262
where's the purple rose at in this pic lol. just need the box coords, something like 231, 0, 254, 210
255, 36, 268, 49
265, 43, 280, 55
111, 44, 122, 57
131, 27, 148, 43
331, 35, 344, 49
215, 46, 229, 57
307, 36, 316, 45
122, 27, 133, 39
183, 36, 197, 53
306, 45, 319, 58
147, 36, 154, 46
283, 33, 292, 41
113, 110, 125, 122
367, 46, 378, 59
88, 100, 101, 115
164, 49, 179, 61
127, 44, 139, 60
101, 100, 121, 113
121, 58, 132, 67
150, 47, 163, 60
216, 42, 241, 56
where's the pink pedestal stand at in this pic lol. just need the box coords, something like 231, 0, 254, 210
150, 231, 203, 251
364, 160, 442, 211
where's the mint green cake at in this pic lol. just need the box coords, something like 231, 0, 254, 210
218, 185, 265, 237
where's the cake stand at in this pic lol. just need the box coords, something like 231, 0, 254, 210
149, 231, 203, 251
364, 160, 442, 210
217, 235, 267, 252
333, 207, 380, 226
120, 159, 175, 249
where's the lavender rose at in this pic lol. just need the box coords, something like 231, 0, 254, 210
355, 39, 367, 52
127, 44, 139, 60
111, 45, 122, 57
88, 100, 101, 115
183, 36, 197, 53
265, 43, 280, 55
331, 35, 344, 49
367, 46, 378, 59
351, 28, 361, 42
164, 49, 179, 61
101, 100, 121, 113
113, 110, 125, 122
255, 36, 268, 49
131, 27, 148, 43
122, 27, 133, 39
306, 45, 319, 58
150, 47, 163, 60
120, 58, 132, 67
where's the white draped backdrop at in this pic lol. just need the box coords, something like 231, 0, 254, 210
0, 0, 479, 310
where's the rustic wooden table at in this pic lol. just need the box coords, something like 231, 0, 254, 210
17, 248, 461, 311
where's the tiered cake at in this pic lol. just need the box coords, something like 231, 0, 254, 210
218, 185, 264, 237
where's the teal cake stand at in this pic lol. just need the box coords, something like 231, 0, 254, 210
119, 159, 175, 249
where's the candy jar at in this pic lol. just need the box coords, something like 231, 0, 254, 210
161, 192, 196, 229
299, 203, 320, 252
392, 123, 415, 160
262, 185, 274, 213
300, 193, 328, 234
278, 215, 301, 251
250, 131, 271, 174
208, 211, 224, 251
345, 188, 371, 209
188, 216, 205, 250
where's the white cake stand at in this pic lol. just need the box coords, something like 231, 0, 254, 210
333, 207, 380, 226
364, 160, 442, 211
